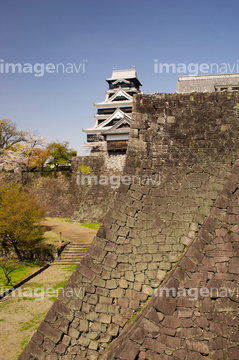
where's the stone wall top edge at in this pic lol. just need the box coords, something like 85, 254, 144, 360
135, 91, 239, 99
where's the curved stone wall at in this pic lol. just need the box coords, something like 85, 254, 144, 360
20, 92, 239, 359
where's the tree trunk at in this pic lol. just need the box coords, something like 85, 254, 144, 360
12, 244, 23, 262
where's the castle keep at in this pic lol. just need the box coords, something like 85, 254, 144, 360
83, 69, 142, 153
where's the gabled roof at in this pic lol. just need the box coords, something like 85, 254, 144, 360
106, 88, 133, 103
94, 89, 133, 107
95, 108, 131, 129
101, 117, 131, 134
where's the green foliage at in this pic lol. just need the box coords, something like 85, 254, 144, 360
78, 163, 91, 174
47, 141, 77, 169
0, 260, 43, 287
0, 183, 46, 261
0, 255, 22, 286
0, 119, 26, 150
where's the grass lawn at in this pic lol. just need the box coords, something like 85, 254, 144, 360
0, 231, 68, 289
42, 230, 68, 248
53, 217, 101, 231
0, 260, 45, 289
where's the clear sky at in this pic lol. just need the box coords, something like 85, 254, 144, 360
0, 0, 238, 155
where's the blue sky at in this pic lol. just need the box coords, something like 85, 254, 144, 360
0, 0, 238, 155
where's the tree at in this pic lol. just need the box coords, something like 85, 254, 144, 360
82, 134, 107, 153
47, 141, 77, 169
0, 119, 49, 171
24, 130, 49, 166
0, 119, 26, 150
0, 144, 28, 171
0, 184, 45, 261
28, 147, 50, 170
0, 252, 21, 286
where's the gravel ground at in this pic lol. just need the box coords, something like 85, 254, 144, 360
0, 265, 76, 360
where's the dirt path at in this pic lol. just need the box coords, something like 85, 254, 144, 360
0, 219, 96, 359
43, 218, 97, 244
0, 265, 77, 360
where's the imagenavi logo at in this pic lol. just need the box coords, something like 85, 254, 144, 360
154, 59, 239, 76
0, 59, 87, 77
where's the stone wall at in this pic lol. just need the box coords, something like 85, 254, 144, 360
71, 154, 126, 223
1, 153, 124, 222
105, 154, 126, 172
19, 92, 239, 359
101, 158, 239, 360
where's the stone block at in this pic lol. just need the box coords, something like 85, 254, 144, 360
87, 246, 107, 262
62, 335, 71, 346
161, 316, 181, 329
142, 285, 154, 296
77, 264, 95, 281
42, 338, 55, 352
68, 327, 80, 339
117, 254, 129, 263
89, 340, 99, 351
92, 277, 106, 288
31, 331, 44, 345
115, 340, 139, 360
185, 340, 209, 354
143, 337, 165, 354
165, 335, 181, 348
125, 270, 134, 282
130, 327, 146, 344
95, 303, 108, 313
106, 280, 117, 289
55, 343, 67, 354
203, 215, 216, 234
145, 307, 161, 324
110, 288, 125, 298
78, 319, 89, 332
96, 287, 109, 297
119, 278, 128, 288
129, 300, 140, 310
186, 247, 204, 264
140, 318, 160, 336
84, 283, 95, 294
98, 314, 111, 324
118, 263, 133, 271
104, 257, 117, 268
229, 257, 239, 274
44, 310, 58, 324
112, 314, 128, 327
107, 323, 119, 337
86, 312, 98, 321
154, 296, 176, 316
24, 341, 46, 360
78, 335, 90, 347
38, 321, 62, 343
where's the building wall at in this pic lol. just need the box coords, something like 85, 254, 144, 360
177, 73, 239, 93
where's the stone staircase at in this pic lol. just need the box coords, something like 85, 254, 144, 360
52, 243, 90, 265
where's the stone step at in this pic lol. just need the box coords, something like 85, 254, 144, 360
52, 242, 90, 265
61, 251, 88, 255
